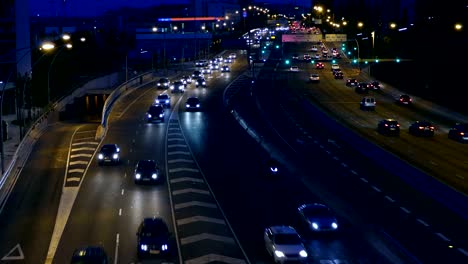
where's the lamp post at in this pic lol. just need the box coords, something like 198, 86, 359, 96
46, 43, 72, 104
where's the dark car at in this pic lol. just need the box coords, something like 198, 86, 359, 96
146, 104, 165, 123
448, 123, 468, 142
398, 94, 413, 105
195, 78, 206, 88
181, 75, 192, 85
346, 78, 358, 87
221, 65, 230, 72
355, 82, 370, 94
370, 81, 382, 90
155, 94, 170, 108
334, 71, 343, 79
298, 203, 339, 233
156, 78, 170, 89
378, 119, 400, 136
97, 144, 121, 165
134, 160, 162, 184
185, 97, 201, 111
192, 70, 203, 79
137, 217, 171, 258
70, 246, 108, 264
409, 121, 435, 137
170, 81, 185, 93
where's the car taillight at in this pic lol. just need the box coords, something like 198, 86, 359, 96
430, 126, 435, 130
460, 132, 465, 136
397, 124, 400, 126
418, 126, 424, 130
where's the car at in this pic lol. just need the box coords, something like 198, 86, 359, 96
221, 65, 230, 72
202, 66, 212, 74
185, 97, 201, 111
315, 62, 324, 69
303, 54, 311, 61
398, 94, 413, 105
290, 66, 299, 72
195, 77, 206, 88
355, 83, 370, 94
309, 73, 320, 82
322, 48, 329, 54
264, 226, 308, 264
170, 81, 185, 93
181, 75, 192, 85
136, 217, 171, 258
334, 71, 344, 79
155, 93, 170, 108
360, 96, 376, 110
146, 104, 165, 123
156, 78, 170, 89
346, 78, 358, 87
134, 159, 162, 184
331, 63, 340, 71
377, 119, 400, 136
223, 57, 232, 64
192, 70, 203, 78
310, 45, 318, 52
448, 123, 468, 142
97, 143, 121, 165
298, 203, 339, 232
370, 80, 382, 90
409, 121, 435, 137
292, 54, 299, 60
70, 246, 109, 264
229, 53, 237, 59
210, 62, 220, 71
314, 53, 321, 60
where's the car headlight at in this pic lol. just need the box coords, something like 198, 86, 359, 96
112, 153, 118, 159
162, 244, 168, 251
159, 114, 163, 118
156, 100, 160, 103
202, 82, 206, 85
332, 222, 338, 229
140, 244, 147, 251
116, 148, 120, 152
312, 222, 319, 230
152, 173, 158, 179
135, 173, 141, 179
147, 114, 152, 118
170, 86, 174, 90
186, 104, 190, 108
274, 250, 285, 258
196, 104, 200, 107
98, 154, 103, 160
165, 100, 169, 103
299, 250, 308, 257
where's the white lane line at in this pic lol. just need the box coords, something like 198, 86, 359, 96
70, 154, 92, 158
69, 161, 88, 166
167, 144, 187, 148
455, 174, 464, 180
168, 132, 183, 136
333, 156, 339, 160
385, 196, 395, 202
350, 170, 358, 175
168, 151, 190, 155
121, 189, 124, 195
114, 233, 119, 264
68, 169, 85, 174
360, 177, 368, 183
168, 127, 180, 130
434, 233, 451, 242
168, 138, 185, 141
74, 136, 94, 141
168, 159, 194, 164
174, 201, 217, 210
66, 177, 81, 182
172, 188, 210, 195
458, 248, 468, 257
180, 233, 235, 245
76, 130, 95, 134
416, 218, 430, 227
170, 177, 204, 184
177, 216, 226, 226
319, 145, 324, 149
400, 207, 411, 214
72, 141, 99, 146
325, 150, 331, 155
71, 147, 96, 152
371, 186, 382, 192
169, 168, 199, 173
341, 162, 348, 168
118, 209, 122, 216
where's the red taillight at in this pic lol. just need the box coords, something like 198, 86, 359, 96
397, 124, 400, 127
461, 132, 465, 136
418, 126, 424, 130
384, 124, 389, 127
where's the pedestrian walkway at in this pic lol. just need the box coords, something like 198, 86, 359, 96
0, 114, 23, 175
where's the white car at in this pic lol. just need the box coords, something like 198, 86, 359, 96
264, 226, 308, 264
314, 54, 321, 59
310, 45, 318, 52
290, 66, 299, 72
331, 63, 340, 70
309, 73, 320, 82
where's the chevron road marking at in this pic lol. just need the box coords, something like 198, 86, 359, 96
170, 177, 204, 184
168, 159, 194, 164
71, 147, 96, 152
177, 215, 226, 226
69, 161, 88, 166
172, 188, 210, 196
70, 154, 93, 158
68, 169, 85, 174
174, 201, 217, 210
72, 141, 99, 146
185, 254, 246, 264
66, 177, 81, 182
167, 144, 188, 148
169, 168, 199, 173
180, 233, 235, 245
168, 151, 190, 155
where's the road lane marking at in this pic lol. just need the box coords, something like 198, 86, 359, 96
168, 159, 194, 163
169, 168, 199, 173
177, 216, 226, 226
66, 177, 81, 182
170, 177, 204, 184
71, 147, 96, 152
435, 232, 450, 242
1, 244, 24, 260
385, 196, 395, 202
371, 186, 382, 192
360, 177, 368, 183
72, 141, 99, 146
180, 233, 235, 245
168, 151, 190, 155
174, 201, 217, 210
416, 218, 430, 227
121, 189, 124, 195
350, 170, 358, 175
172, 188, 210, 195
458, 248, 468, 256
69, 161, 88, 165
185, 254, 246, 264
70, 154, 92, 158
119, 208, 122, 216
400, 207, 411, 214
114, 233, 119, 264
168, 144, 188, 148
68, 169, 85, 174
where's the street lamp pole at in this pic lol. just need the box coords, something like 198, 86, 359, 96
47, 44, 71, 104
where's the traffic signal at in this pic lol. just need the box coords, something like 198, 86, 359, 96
353, 59, 357, 64
332, 59, 336, 63
395, 58, 401, 63
311, 60, 315, 64
341, 43, 346, 51
364, 61, 369, 64
262, 50, 265, 54
347, 51, 351, 55
275, 45, 280, 49
375, 59, 379, 63
285, 59, 290, 65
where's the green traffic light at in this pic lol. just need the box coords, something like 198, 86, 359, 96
375, 59, 379, 63
347, 51, 351, 55
311, 60, 315, 64
262, 50, 265, 54
354, 47, 357, 50
332, 60, 336, 63
353, 59, 357, 64
396, 58, 401, 63
365, 61, 368, 64
285, 59, 290, 65
275, 45, 279, 49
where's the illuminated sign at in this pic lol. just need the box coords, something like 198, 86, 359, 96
158, 17, 224, 22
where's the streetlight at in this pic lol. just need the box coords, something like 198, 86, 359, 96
46, 43, 72, 104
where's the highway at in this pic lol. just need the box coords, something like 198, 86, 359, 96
0, 38, 466, 264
